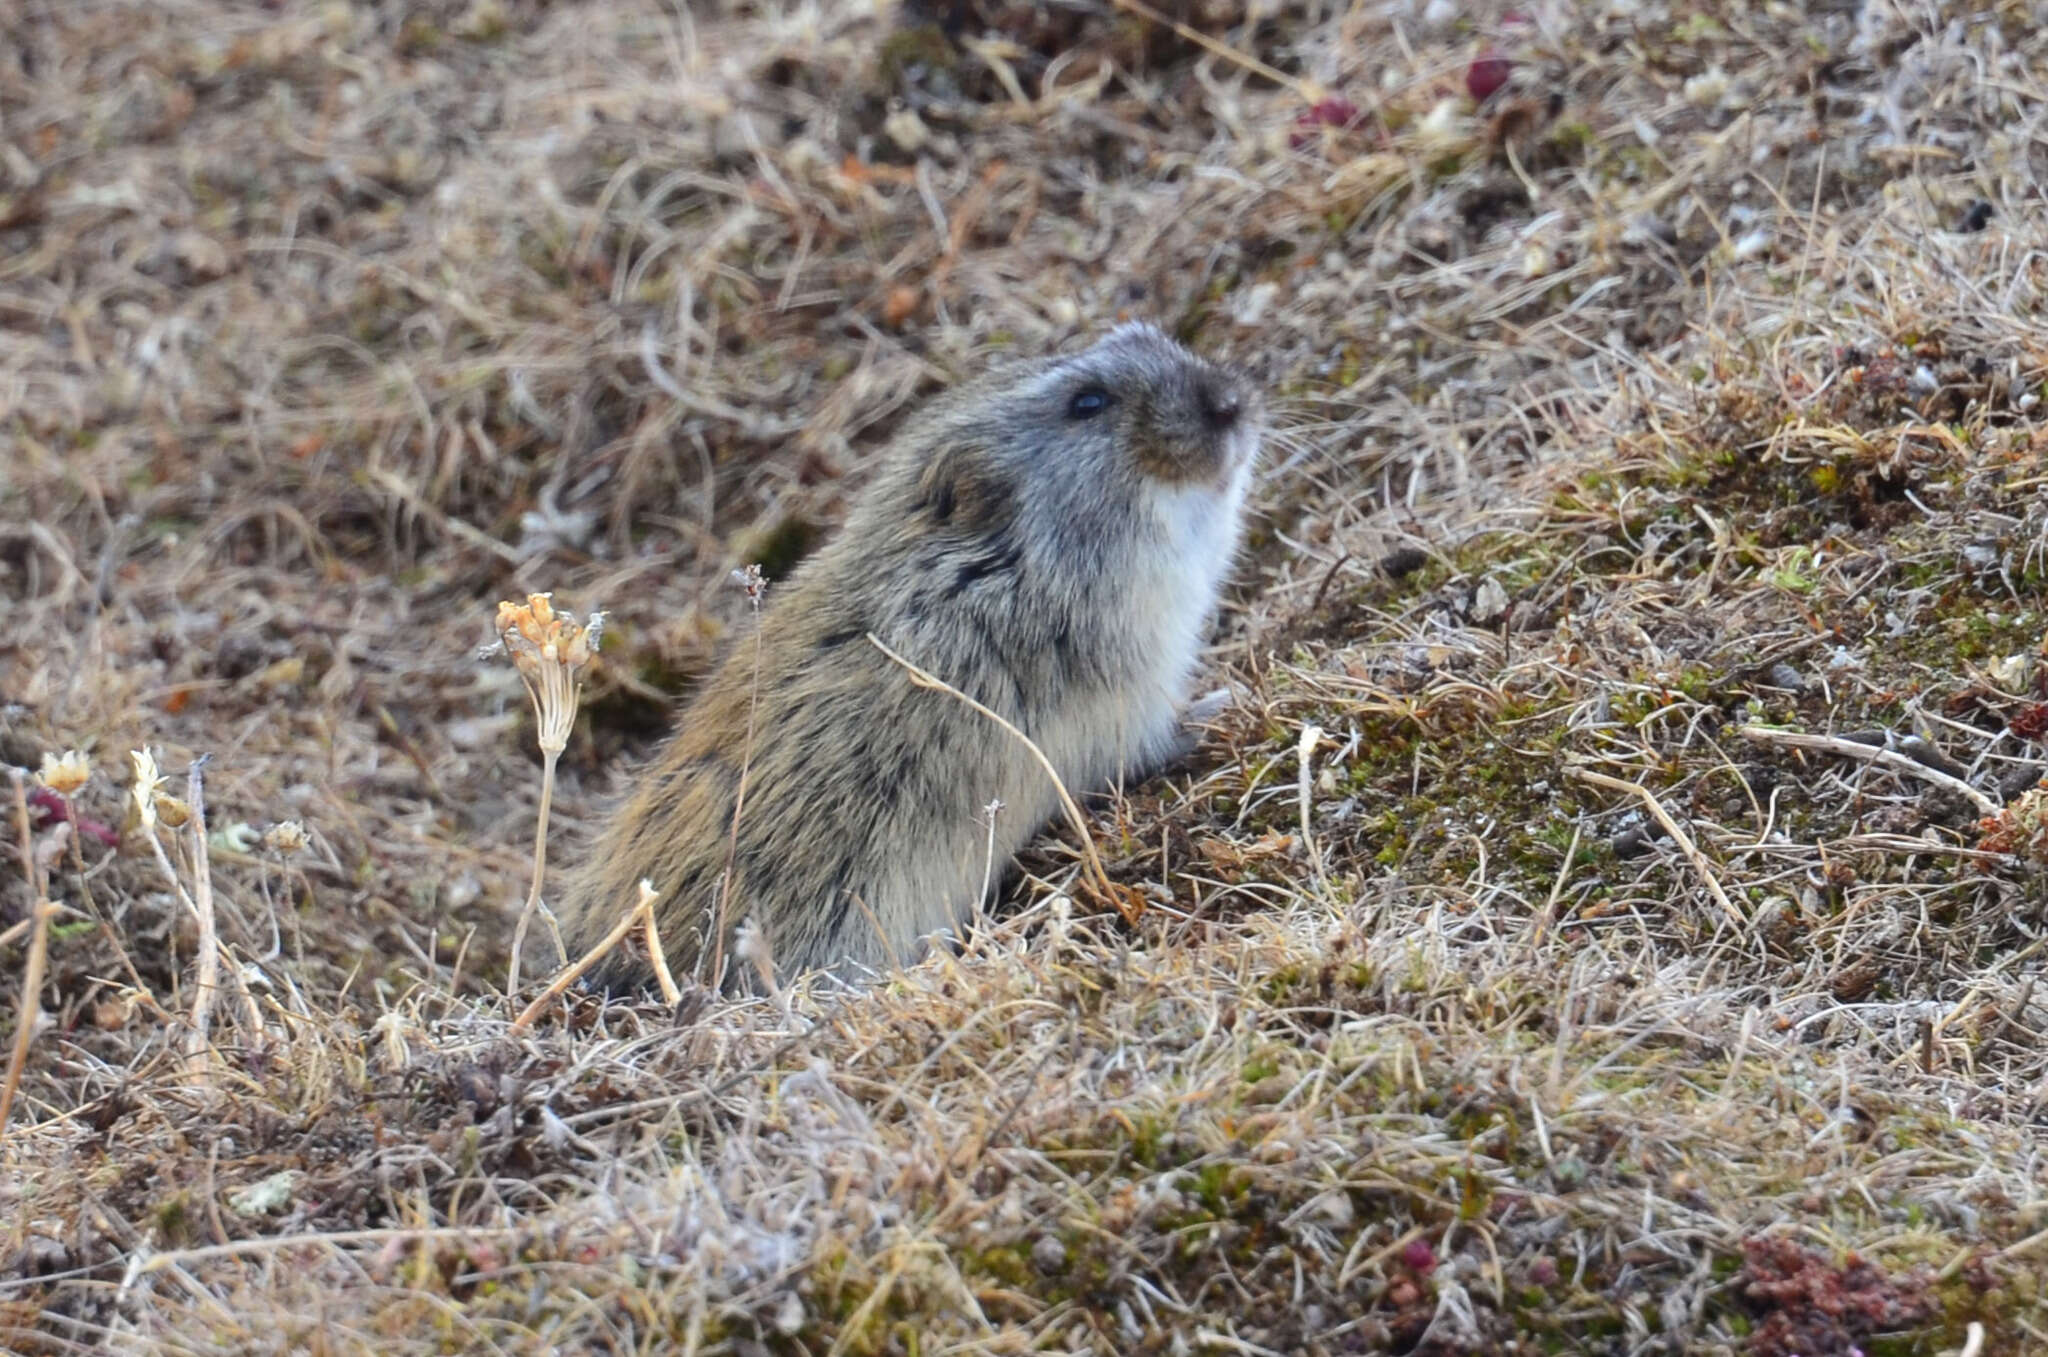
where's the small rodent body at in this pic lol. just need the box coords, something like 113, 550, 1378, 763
559, 322, 1264, 990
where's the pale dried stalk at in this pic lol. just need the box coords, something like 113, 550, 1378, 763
1737, 725, 1999, 815
1105, 0, 1322, 102
709, 574, 767, 990
1296, 723, 1333, 899
642, 901, 681, 1006
511, 880, 664, 1032
182, 762, 223, 1073
1569, 765, 1745, 929
497, 595, 600, 997
2, 769, 56, 1146
505, 746, 560, 996
186, 764, 267, 1058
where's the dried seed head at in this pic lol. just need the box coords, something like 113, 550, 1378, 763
153, 793, 193, 830
732, 564, 767, 608
491, 592, 605, 756
263, 820, 310, 856
734, 914, 778, 992
130, 748, 164, 831
36, 749, 91, 796
372, 1011, 412, 1071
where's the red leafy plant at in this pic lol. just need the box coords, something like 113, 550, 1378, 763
1975, 787, 2048, 866
1739, 1236, 1935, 1357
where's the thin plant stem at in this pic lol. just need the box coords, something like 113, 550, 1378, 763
60, 793, 150, 998
1568, 765, 1744, 929
641, 906, 681, 1005
708, 585, 766, 989
182, 761, 222, 1074
1105, 0, 1321, 102
506, 748, 560, 996
866, 632, 1124, 912
976, 800, 1004, 931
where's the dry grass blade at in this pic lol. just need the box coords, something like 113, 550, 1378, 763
1106, 0, 1324, 104
867, 631, 1138, 923
1568, 765, 1744, 929
642, 898, 682, 1007
1738, 724, 2001, 814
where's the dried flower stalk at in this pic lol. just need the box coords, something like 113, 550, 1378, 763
492, 593, 604, 996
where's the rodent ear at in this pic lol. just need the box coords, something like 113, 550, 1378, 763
913, 442, 1014, 532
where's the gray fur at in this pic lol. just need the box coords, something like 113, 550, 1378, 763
558, 322, 1264, 990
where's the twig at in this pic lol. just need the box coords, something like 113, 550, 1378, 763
1736, 725, 1999, 814
1569, 766, 1745, 928
642, 901, 681, 1006
2, 769, 57, 1146
511, 880, 659, 1033
1533, 819, 1583, 948
866, 633, 1129, 919
2002, 1225, 2048, 1261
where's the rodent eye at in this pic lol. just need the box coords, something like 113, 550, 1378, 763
1067, 387, 1112, 420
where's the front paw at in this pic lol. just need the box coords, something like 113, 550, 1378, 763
1183, 684, 1239, 729
1138, 685, 1241, 780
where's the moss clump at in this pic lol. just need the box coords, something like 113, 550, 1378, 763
876, 24, 955, 88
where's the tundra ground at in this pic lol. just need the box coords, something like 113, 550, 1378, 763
5, 0, 2048, 1352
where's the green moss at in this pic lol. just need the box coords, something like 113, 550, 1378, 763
154, 1192, 200, 1246
876, 23, 955, 87
394, 16, 441, 54
1190, 1162, 1248, 1216
1547, 120, 1595, 153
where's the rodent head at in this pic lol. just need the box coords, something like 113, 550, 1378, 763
899, 323, 1264, 544
1012, 321, 1263, 491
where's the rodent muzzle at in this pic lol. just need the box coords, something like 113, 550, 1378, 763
1198, 380, 1243, 433
1117, 336, 1264, 486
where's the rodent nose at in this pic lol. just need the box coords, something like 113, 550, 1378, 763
1199, 382, 1242, 432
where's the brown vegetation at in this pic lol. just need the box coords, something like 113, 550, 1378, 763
5, 0, 2048, 1351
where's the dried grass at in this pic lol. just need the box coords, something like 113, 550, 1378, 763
6, 0, 2048, 1351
